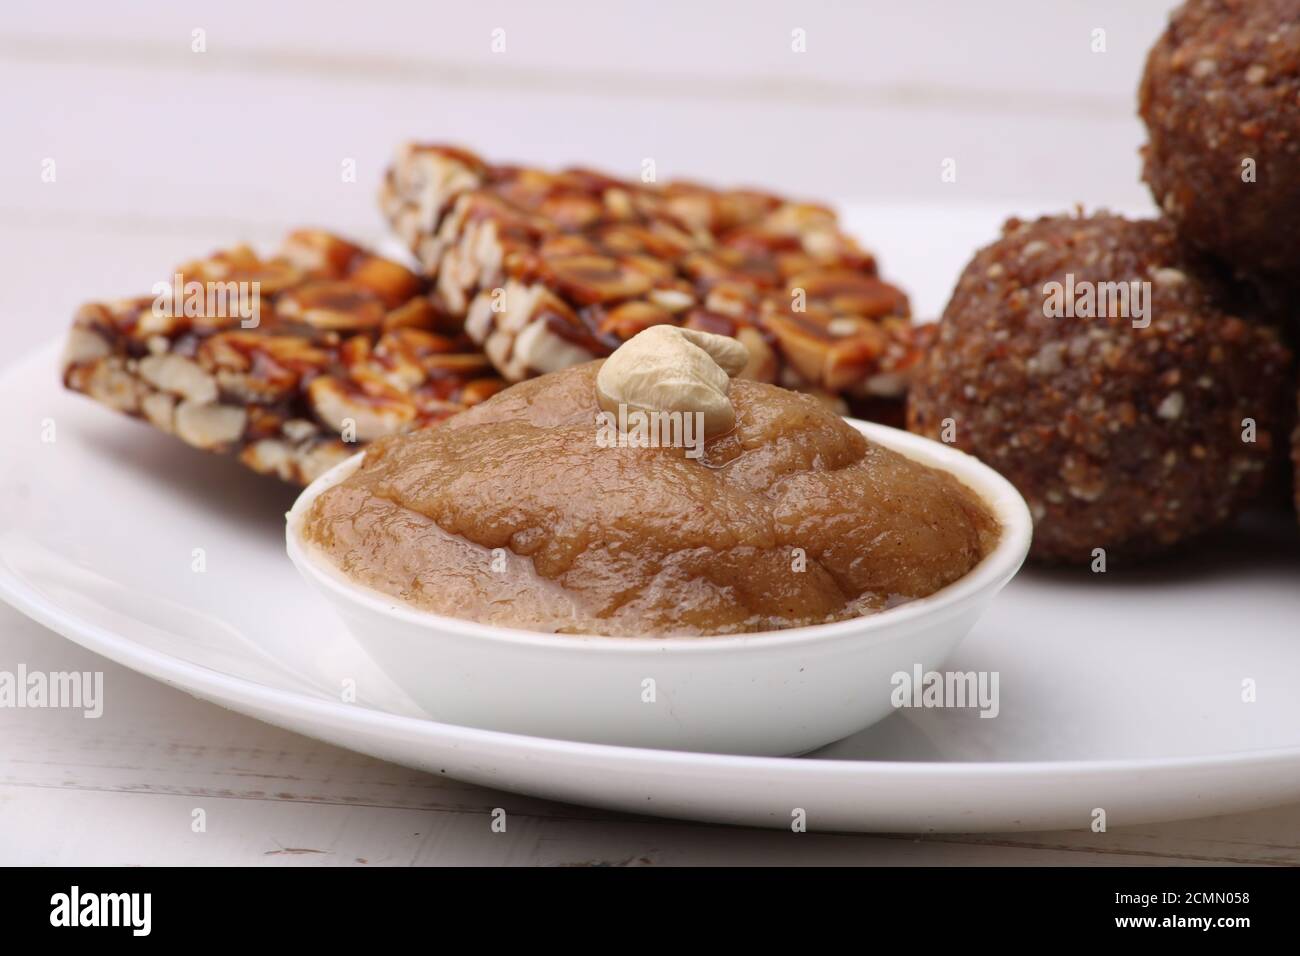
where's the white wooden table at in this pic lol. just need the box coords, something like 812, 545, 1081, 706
2, 0, 1297, 865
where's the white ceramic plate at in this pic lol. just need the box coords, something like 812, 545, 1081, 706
5, 340, 1300, 832
7, 192, 1300, 833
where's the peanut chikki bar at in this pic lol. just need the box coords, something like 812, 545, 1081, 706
379, 144, 924, 404
62, 230, 505, 485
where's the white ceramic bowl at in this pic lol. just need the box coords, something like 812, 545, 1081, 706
286, 421, 1031, 756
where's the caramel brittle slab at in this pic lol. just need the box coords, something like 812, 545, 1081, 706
62, 229, 505, 485
380, 144, 924, 405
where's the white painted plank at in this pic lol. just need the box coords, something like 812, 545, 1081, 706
0, 54, 1151, 228
0, 0, 1173, 103
0, 786, 1246, 866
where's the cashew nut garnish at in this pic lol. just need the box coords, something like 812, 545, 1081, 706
595, 325, 750, 439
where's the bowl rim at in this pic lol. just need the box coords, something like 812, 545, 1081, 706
285, 418, 1032, 653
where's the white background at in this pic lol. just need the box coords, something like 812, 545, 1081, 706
3, 0, 1297, 864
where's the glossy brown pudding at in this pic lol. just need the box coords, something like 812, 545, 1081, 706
301, 362, 999, 636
